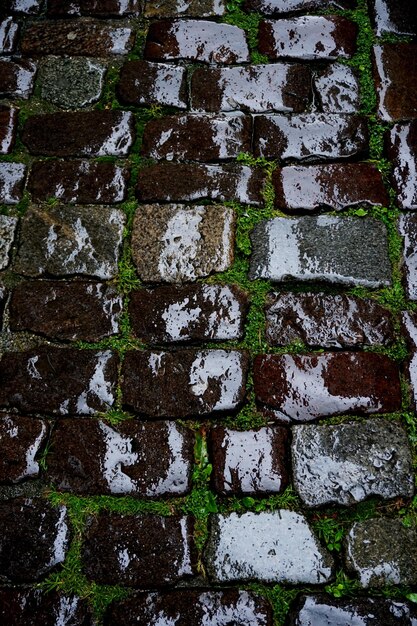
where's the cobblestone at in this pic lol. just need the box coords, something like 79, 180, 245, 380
370, 0, 417, 37
0, 58, 37, 99
144, 0, 227, 17
118, 60, 187, 108
47, 0, 141, 17
0, 416, 48, 484
313, 63, 360, 113
0, 162, 26, 204
0, 105, 17, 154
373, 44, 417, 122
0, 590, 93, 626
0, 214, 18, 270
399, 212, 417, 299
387, 121, 417, 209
38, 57, 106, 108
245, 0, 354, 13
0, 18, 19, 54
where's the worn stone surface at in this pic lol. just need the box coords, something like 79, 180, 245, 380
0, 58, 37, 98
15, 205, 125, 279
210, 426, 289, 496
399, 212, 417, 299
346, 518, 417, 587
21, 21, 134, 56
129, 284, 249, 343
0, 498, 70, 582
144, 0, 227, 17
122, 349, 248, 418
10, 280, 123, 341
142, 113, 251, 161
244, 0, 355, 14
387, 122, 417, 209
47, 419, 194, 496
0, 415, 48, 484
131, 204, 235, 283
0, 215, 18, 270
254, 113, 368, 161
265, 292, 394, 348
253, 352, 401, 423
206, 511, 333, 584
47, 0, 141, 16
0, 285, 6, 324
0, 18, 19, 54
190, 64, 311, 113
292, 419, 414, 507
118, 60, 187, 108
0, 105, 17, 154
6, 0, 42, 13
402, 312, 417, 413
373, 44, 417, 122
313, 63, 360, 113
0, 590, 93, 626
145, 20, 250, 64
136, 163, 265, 205
250, 216, 391, 288
259, 17, 357, 61
370, 0, 417, 37
82, 513, 196, 586
39, 57, 106, 108
0, 347, 119, 415
287, 594, 417, 626
104, 590, 273, 626
22, 110, 134, 157
0, 162, 26, 205
273, 163, 388, 211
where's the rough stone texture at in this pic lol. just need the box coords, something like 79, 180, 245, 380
131, 204, 235, 283
273, 163, 388, 211
210, 426, 289, 496
47, 0, 141, 16
104, 590, 273, 626
21, 21, 134, 56
244, 0, 355, 14
373, 44, 417, 122
190, 64, 311, 113
142, 114, 251, 162
259, 17, 357, 61
15, 205, 125, 279
47, 419, 194, 496
205, 511, 334, 584
82, 513, 197, 586
0, 215, 18, 270
265, 292, 394, 348
145, 20, 250, 64
402, 311, 417, 413
253, 114, 368, 161
292, 419, 414, 507
253, 352, 401, 423
387, 122, 417, 209
38, 57, 106, 108
0, 58, 37, 99
122, 349, 248, 418
346, 518, 417, 587
9, 280, 123, 341
370, 0, 417, 37
28, 160, 128, 204
0, 415, 48, 484
144, 0, 227, 17
399, 212, 417, 299
0, 18, 19, 54
22, 110, 135, 157
249, 216, 391, 288
313, 63, 360, 113
0, 498, 70, 582
129, 284, 249, 344
0, 285, 7, 324
0, 347, 119, 415
287, 594, 417, 626
0, 105, 17, 154
0, 590, 93, 626
0, 162, 26, 204
118, 60, 187, 108
6, 0, 42, 14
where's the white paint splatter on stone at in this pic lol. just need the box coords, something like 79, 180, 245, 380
390, 123, 417, 209
76, 350, 115, 414
374, 45, 392, 122
99, 421, 138, 494
158, 206, 204, 281
189, 350, 244, 411
108, 27, 132, 54
47, 506, 70, 568
96, 111, 133, 155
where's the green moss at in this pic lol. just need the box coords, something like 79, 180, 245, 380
224, 2, 262, 53
247, 584, 299, 626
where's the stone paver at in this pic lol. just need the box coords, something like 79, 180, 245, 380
0, 162, 26, 204
0, 415, 48, 484
118, 60, 187, 108
402, 311, 417, 412
0, 590, 93, 626
144, 0, 227, 17
370, 0, 417, 37
38, 57, 106, 108
387, 122, 417, 209
0, 18, 19, 54
0, 105, 18, 154
399, 212, 417, 299
0, 58, 37, 98
0, 214, 18, 270
313, 63, 360, 113
373, 44, 417, 122
245, 0, 354, 13
47, 0, 141, 16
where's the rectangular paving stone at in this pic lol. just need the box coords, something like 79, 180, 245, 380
0, 58, 37, 98
0, 105, 17, 154
144, 0, 227, 17
132, 204, 235, 283
292, 419, 414, 507
0, 590, 93, 626
38, 57, 106, 109
402, 311, 417, 413
0, 162, 26, 204
47, 0, 141, 16
122, 349, 248, 418
117, 60, 187, 108
104, 590, 273, 626
22, 111, 134, 157
259, 16, 357, 60
145, 20, 250, 64
249, 216, 391, 288
253, 352, 401, 423
244, 0, 354, 14
47, 419, 194, 496
0, 415, 48, 484
82, 512, 197, 586
142, 113, 251, 162
9, 280, 123, 341
15, 205, 125, 279
370, 0, 417, 37
205, 511, 334, 584
0, 347, 119, 416
399, 212, 417, 299
253, 114, 368, 161
28, 160, 129, 204
387, 122, 417, 209
190, 64, 311, 113
265, 292, 394, 348
210, 426, 289, 496
373, 44, 417, 122
273, 163, 388, 211
21, 21, 134, 56
313, 63, 360, 113
0, 18, 19, 54
0, 214, 18, 270
136, 163, 265, 205
129, 284, 248, 343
